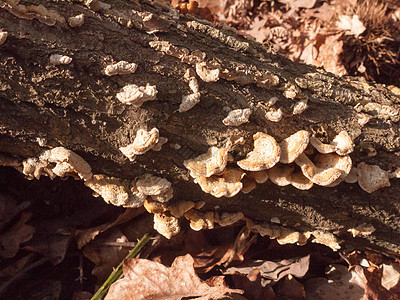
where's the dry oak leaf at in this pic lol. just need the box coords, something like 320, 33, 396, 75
105, 254, 242, 300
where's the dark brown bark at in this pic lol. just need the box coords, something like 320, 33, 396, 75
1, 0, 400, 255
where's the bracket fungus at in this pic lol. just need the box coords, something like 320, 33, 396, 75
136, 174, 172, 201
22, 147, 92, 181
292, 98, 308, 115
265, 107, 283, 122
184, 146, 228, 178
153, 213, 180, 239
222, 108, 251, 126
195, 62, 220, 82
279, 130, 310, 164
179, 92, 201, 113
237, 133, 280, 171
68, 14, 84, 27
116, 83, 157, 107
119, 128, 160, 161
184, 210, 215, 231
294, 153, 344, 186
215, 212, 244, 227
247, 170, 269, 184
314, 153, 352, 187
357, 162, 390, 193
50, 54, 72, 65
310, 131, 353, 156
194, 168, 245, 198
290, 170, 313, 190
84, 174, 146, 207
267, 164, 294, 186
0, 31, 7, 46
104, 61, 137, 76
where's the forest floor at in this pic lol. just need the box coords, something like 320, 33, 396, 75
1, 0, 400, 299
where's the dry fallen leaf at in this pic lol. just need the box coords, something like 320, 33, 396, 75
224, 255, 310, 284
105, 254, 242, 300
336, 15, 366, 37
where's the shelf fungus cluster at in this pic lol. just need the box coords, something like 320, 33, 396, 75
104, 61, 137, 76
184, 129, 394, 196
116, 83, 157, 107
119, 128, 167, 161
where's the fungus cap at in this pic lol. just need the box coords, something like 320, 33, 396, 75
104, 61, 137, 76
167, 201, 195, 218
195, 62, 220, 82
119, 128, 159, 161
222, 108, 251, 126
116, 84, 157, 106
310, 131, 353, 156
279, 130, 310, 164
84, 174, 146, 207
241, 176, 257, 193
247, 170, 268, 183
179, 92, 200, 112
136, 174, 172, 196
68, 14, 84, 27
357, 162, 390, 193
267, 164, 294, 186
314, 153, 352, 187
216, 212, 244, 227
0, 31, 7, 46
184, 146, 228, 178
265, 108, 283, 122
237, 132, 280, 171
153, 213, 180, 239
50, 54, 72, 65
194, 168, 245, 198
290, 170, 313, 190
295, 153, 343, 186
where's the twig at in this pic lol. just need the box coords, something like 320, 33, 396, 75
90, 231, 154, 300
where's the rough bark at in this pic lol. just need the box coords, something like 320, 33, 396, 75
1, 0, 400, 255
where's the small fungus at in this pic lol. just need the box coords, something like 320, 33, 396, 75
104, 61, 137, 76
151, 137, 168, 152
188, 77, 199, 93
314, 153, 352, 187
184, 210, 215, 231
279, 130, 310, 164
267, 96, 278, 106
241, 176, 257, 193
311, 231, 341, 251
50, 54, 72, 65
194, 168, 245, 198
267, 164, 294, 186
295, 153, 343, 186
0, 31, 7, 46
22, 147, 92, 181
344, 167, 358, 183
265, 107, 283, 122
153, 213, 180, 239
179, 92, 200, 112
215, 212, 244, 227
310, 131, 353, 156
143, 199, 167, 214
84, 174, 146, 207
184, 146, 228, 177
348, 224, 376, 237
119, 128, 159, 161
195, 62, 220, 82
167, 201, 195, 218
150, 187, 173, 203
222, 108, 251, 126
237, 132, 280, 171
116, 83, 157, 107
136, 173, 172, 200
247, 170, 268, 184
290, 170, 313, 190
292, 98, 308, 115
357, 162, 390, 193
68, 14, 84, 27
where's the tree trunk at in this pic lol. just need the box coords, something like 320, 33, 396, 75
1, 0, 400, 256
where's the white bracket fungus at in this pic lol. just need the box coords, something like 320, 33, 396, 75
215, 212, 244, 227
119, 128, 160, 161
237, 132, 280, 171
68, 14, 84, 27
50, 54, 72, 65
310, 131, 353, 156
153, 213, 180, 239
357, 162, 390, 193
267, 164, 294, 186
314, 153, 352, 187
222, 108, 251, 126
136, 174, 172, 201
295, 153, 345, 186
22, 147, 92, 181
184, 146, 228, 178
241, 176, 257, 193
116, 83, 157, 107
195, 62, 220, 82
292, 98, 308, 115
84, 174, 146, 207
184, 210, 215, 231
247, 170, 269, 184
279, 130, 310, 164
104, 61, 137, 76
0, 31, 7, 46
194, 168, 245, 198
290, 170, 313, 190
179, 92, 200, 113
265, 107, 283, 122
